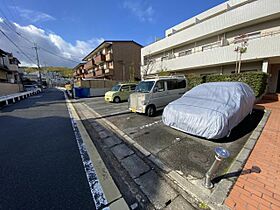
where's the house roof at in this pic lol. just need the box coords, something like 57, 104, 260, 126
73, 62, 86, 70
0, 49, 8, 57
82, 40, 142, 61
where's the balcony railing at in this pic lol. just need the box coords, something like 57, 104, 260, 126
84, 60, 95, 70
84, 72, 95, 79
108, 62, 114, 69
104, 69, 113, 76
142, 29, 280, 73
105, 53, 113, 61
145, 29, 280, 65
95, 69, 105, 77
94, 55, 105, 65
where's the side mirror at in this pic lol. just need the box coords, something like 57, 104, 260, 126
153, 87, 158, 93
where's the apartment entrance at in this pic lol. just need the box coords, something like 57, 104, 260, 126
269, 62, 280, 93
277, 70, 280, 93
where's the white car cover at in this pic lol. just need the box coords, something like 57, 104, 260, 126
162, 82, 255, 139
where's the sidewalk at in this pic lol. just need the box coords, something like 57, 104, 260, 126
225, 94, 280, 210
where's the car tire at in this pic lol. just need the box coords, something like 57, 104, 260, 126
146, 105, 156, 117
113, 96, 121, 103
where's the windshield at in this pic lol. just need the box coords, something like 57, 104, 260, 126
111, 85, 121, 91
135, 81, 155, 93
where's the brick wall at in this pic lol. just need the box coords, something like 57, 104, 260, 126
0, 82, 23, 96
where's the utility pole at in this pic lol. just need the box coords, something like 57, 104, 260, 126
33, 43, 42, 85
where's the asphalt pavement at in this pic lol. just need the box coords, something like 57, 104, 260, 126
0, 89, 95, 210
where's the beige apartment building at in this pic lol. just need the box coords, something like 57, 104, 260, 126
141, 0, 280, 93
74, 40, 142, 82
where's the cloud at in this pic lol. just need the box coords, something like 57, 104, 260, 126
0, 19, 104, 67
123, 0, 155, 22
10, 6, 56, 23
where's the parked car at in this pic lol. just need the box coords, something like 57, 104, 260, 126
24, 84, 41, 92
104, 83, 137, 103
129, 75, 188, 117
162, 82, 255, 139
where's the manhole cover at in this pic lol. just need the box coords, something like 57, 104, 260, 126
188, 151, 209, 164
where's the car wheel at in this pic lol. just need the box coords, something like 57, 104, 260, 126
146, 105, 156, 117
113, 96, 121, 103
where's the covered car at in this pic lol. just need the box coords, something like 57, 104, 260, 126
162, 82, 255, 139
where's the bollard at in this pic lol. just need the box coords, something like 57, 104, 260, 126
203, 147, 230, 189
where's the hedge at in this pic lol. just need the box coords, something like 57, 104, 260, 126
186, 71, 268, 98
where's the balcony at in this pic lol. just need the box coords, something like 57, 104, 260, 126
142, 31, 280, 74
94, 54, 105, 65
8, 64, 18, 72
95, 69, 105, 77
84, 72, 95, 79
84, 60, 95, 70
105, 53, 113, 61
108, 61, 114, 69
142, 0, 280, 56
104, 69, 113, 76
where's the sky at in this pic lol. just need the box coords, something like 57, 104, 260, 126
0, 0, 226, 68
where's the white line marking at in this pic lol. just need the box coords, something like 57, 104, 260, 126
139, 120, 162, 130
62, 90, 109, 210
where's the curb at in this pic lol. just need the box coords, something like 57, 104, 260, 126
64, 93, 130, 210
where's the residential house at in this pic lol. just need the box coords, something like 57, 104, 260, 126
0, 49, 23, 96
0, 49, 21, 84
75, 40, 142, 82
141, 0, 280, 93
0, 49, 9, 82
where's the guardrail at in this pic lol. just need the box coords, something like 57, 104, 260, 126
0, 88, 41, 106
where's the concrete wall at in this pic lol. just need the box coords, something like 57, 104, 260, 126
0, 82, 23, 96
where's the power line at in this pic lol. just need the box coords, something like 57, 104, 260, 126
0, 28, 36, 65
3, 0, 17, 21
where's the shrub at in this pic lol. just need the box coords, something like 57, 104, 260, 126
187, 71, 268, 98
186, 74, 205, 89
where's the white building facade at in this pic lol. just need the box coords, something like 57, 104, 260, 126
141, 0, 280, 93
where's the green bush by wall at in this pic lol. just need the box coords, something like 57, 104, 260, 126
186, 71, 268, 98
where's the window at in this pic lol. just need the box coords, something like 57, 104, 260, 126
121, 86, 129, 91
178, 49, 192, 57
136, 81, 155, 93
167, 80, 178, 90
130, 85, 136, 91
167, 79, 186, 90
177, 79, 186, 89
155, 81, 165, 92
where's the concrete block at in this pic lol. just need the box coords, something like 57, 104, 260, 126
111, 144, 134, 160
103, 136, 122, 148
210, 179, 233, 205
236, 148, 251, 164
121, 154, 150, 179
109, 198, 130, 210
99, 131, 110, 139
244, 138, 257, 150
148, 155, 171, 173
135, 171, 178, 209
250, 131, 261, 140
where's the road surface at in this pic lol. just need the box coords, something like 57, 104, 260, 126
0, 89, 95, 210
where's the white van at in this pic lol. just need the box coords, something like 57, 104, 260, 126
128, 75, 188, 116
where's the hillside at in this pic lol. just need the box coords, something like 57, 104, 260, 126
24, 66, 73, 78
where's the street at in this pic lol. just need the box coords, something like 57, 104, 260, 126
0, 89, 95, 210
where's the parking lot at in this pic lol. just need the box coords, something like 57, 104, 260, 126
78, 96, 264, 180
